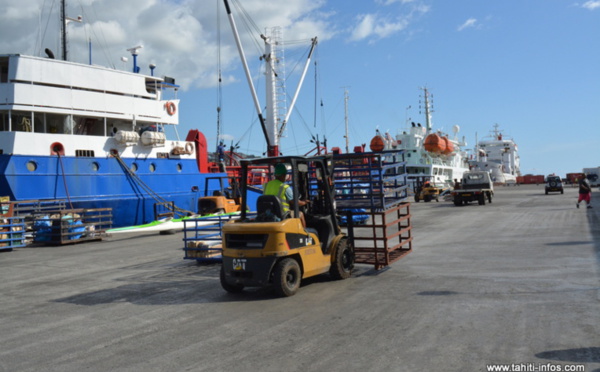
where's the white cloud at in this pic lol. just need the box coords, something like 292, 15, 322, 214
457, 18, 478, 31
0, 0, 334, 90
376, 0, 415, 4
348, 1, 429, 42
581, 0, 600, 10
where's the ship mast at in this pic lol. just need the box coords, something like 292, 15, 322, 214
60, 1, 67, 60
60, 0, 82, 61
421, 87, 433, 134
222, 0, 316, 157
344, 88, 350, 153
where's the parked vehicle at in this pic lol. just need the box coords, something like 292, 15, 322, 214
452, 171, 494, 206
545, 175, 564, 195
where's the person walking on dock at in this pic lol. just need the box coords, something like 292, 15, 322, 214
576, 176, 592, 209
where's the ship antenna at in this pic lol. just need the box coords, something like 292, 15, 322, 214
126, 45, 143, 73
60, 1, 82, 61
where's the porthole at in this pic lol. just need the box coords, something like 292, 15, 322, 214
131, 163, 138, 172
26, 161, 37, 172
91, 162, 99, 171
149, 163, 156, 172
176, 163, 182, 172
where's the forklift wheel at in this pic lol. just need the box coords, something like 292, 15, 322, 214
330, 238, 353, 280
220, 265, 244, 293
273, 258, 301, 297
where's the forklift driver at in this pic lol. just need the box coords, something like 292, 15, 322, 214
264, 163, 310, 227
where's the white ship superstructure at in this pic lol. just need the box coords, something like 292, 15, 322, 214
471, 124, 521, 184
389, 88, 470, 187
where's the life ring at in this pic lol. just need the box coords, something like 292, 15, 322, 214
165, 101, 176, 116
185, 142, 194, 153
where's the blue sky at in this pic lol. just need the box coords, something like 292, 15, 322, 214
1, 0, 599, 177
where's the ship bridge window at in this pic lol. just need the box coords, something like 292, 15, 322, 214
10, 111, 33, 132
0, 57, 8, 83
0, 111, 7, 131
74, 116, 104, 136
46, 113, 71, 134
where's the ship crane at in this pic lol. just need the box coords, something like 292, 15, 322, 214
222, 0, 317, 157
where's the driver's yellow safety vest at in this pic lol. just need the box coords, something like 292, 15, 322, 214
263, 180, 291, 212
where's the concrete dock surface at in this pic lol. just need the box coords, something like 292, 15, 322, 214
0, 185, 598, 372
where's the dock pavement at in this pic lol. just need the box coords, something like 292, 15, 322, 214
0, 184, 598, 372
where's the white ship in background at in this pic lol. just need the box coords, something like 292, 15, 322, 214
373, 88, 470, 187
470, 124, 521, 184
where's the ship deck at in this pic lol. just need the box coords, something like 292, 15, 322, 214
1, 184, 599, 371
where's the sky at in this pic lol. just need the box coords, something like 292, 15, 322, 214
1, 0, 599, 177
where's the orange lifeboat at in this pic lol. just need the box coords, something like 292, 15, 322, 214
423, 133, 446, 154
370, 135, 385, 152
442, 137, 454, 155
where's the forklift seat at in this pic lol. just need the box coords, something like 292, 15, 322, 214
256, 195, 288, 221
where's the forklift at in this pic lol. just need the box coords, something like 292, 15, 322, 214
219, 155, 354, 297
413, 176, 442, 202
198, 176, 243, 216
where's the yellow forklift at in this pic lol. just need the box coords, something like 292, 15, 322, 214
413, 176, 442, 202
219, 155, 354, 297
198, 176, 242, 216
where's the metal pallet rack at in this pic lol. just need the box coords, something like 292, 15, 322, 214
32, 208, 112, 245
332, 150, 413, 269
0, 217, 26, 251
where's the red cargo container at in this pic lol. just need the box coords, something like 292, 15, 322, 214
566, 173, 585, 184
520, 175, 545, 184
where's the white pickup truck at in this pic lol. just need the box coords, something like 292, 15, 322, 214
452, 171, 494, 206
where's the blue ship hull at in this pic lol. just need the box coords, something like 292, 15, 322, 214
0, 154, 227, 227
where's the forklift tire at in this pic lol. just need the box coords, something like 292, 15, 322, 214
330, 238, 353, 280
220, 265, 244, 293
273, 258, 301, 297
424, 195, 432, 202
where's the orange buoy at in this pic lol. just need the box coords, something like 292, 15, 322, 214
423, 133, 446, 154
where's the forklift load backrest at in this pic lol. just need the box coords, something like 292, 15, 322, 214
256, 195, 287, 221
